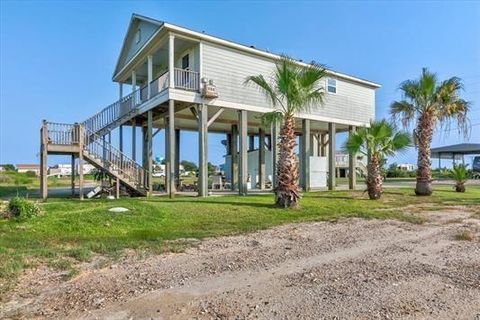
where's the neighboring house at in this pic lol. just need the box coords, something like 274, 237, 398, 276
17, 164, 40, 176
40, 13, 380, 199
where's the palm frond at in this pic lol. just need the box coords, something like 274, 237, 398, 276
260, 111, 283, 128
390, 100, 416, 128
244, 75, 279, 108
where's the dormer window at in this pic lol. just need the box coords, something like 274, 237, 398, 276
135, 28, 141, 44
327, 78, 337, 94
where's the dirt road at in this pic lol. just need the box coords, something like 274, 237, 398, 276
2, 208, 479, 319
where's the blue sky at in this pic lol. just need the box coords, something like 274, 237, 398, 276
1, 1, 479, 167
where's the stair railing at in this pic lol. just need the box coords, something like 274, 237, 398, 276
45, 122, 81, 145
83, 127, 148, 191
83, 87, 142, 134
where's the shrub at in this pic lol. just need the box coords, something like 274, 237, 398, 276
454, 230, 475, 241
7, 197, 41, 219
0, 174, 12, 184
450, 164, 468, 192
25, 171, 37, 178
14, 175, 32, 185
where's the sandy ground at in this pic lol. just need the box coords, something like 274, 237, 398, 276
1, 207, 479, 320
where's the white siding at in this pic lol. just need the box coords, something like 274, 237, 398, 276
202, 42, 375, 125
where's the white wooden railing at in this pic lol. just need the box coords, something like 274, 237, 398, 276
82, 69, 199, 137
174, 68, 200, 91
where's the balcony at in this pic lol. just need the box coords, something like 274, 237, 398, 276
140, 68, 200, 101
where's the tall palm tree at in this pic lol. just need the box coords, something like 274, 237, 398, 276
345, 120, 411, 200
391, 68, 470, 196
245, 56, 327, 208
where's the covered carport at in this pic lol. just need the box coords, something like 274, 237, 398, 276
431, 143, 480, 168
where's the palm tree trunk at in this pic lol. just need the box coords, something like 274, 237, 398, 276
415, 113, 434, 196
275, 115, 300, 208
367, 154, 382, 200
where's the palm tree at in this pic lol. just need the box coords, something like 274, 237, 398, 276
344, 120, 411, 200
450, 164, 468, 193
245, 56, 327, 208
391, 68, 470, 196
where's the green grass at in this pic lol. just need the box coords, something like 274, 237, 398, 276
0, 171, 96, 198
0, 186, 479, 296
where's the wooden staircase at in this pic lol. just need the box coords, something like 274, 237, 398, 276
83, 86, 144, 138
41, 122, 148, 198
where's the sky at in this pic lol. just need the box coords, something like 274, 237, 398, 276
1, 0, 479, 168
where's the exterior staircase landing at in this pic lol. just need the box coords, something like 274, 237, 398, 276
40, 121, 148, 200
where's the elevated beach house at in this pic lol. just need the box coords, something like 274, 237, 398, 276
40, 14, 380, 200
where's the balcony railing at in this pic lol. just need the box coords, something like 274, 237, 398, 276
174, 68, 200, 91
82, 69, 200, 137
151, 71, 170, 96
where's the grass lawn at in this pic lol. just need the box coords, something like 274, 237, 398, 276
1, 186, 479, 296
0, 171, 95, 198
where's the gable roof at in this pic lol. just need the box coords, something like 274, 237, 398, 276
113, 14, 381, 88
113, 14, 163, 78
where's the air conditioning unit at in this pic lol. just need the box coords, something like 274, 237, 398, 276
201, 79, 218, 99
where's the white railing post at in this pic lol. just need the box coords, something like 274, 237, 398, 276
147, 55, 153, 99
169, 34, 175, 89
132, 70, 137, 92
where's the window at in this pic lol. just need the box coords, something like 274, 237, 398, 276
182, 54, 190, 70
135, 28, 141, 44
327, 78, 337, 94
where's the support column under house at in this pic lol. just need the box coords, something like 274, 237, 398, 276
198, 104, 208, 197
167, 99, 176, 198
328, 123, 336, 191
230, 124, 238, 190
258, 128, 266, 190
238, 110, 248, 195
348, 125, 357, 190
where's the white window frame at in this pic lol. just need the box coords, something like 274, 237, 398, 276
326, 77, 337, 94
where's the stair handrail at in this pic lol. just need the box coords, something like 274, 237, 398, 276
83, 127, 148, 190
82, 86, 143, 134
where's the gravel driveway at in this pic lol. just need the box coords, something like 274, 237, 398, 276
2, 208, 479, 319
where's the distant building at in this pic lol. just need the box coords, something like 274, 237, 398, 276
397, 163, 416, 171
78, 164, 95, 175
16, 164, 41, 176
48, 164, 73, 177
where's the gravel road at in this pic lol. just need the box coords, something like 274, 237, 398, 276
1, 208, 479, 319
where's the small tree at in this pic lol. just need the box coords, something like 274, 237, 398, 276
1, 164, 16, 171
246, 56, 327, 208
390, 68, 470, 196
180, 160, 198, 172
450, 164, 468, 192
345, 120, 411, 200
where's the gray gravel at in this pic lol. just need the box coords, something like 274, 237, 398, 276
1, 210, 479, 320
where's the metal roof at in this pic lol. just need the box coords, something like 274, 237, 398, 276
431, 143, 480, 157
